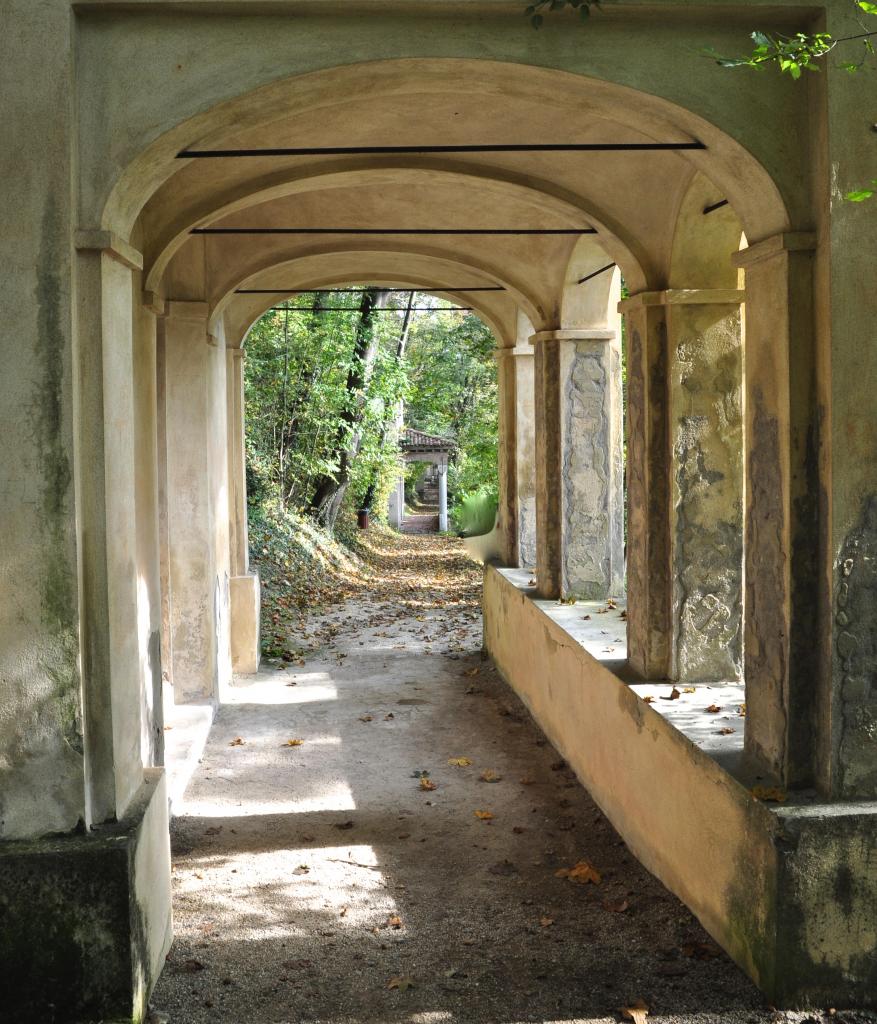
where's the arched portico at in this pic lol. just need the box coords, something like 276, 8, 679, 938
4, 8, 876, 1019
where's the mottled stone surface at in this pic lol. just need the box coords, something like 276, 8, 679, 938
834, 494, 877, 798
668, 302, 743, 683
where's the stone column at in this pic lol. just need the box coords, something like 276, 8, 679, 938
226, 347, 261, 674
621, 289, 744, 683
532, 329, 624, 600
163, 301, 232, 704
733, 234, 822, 788
438, 460, 449, 532
496, 344, 537, 568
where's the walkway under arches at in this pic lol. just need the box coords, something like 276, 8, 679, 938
3, 5, 877, 1020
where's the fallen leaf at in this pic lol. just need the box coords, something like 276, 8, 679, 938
621, 998, 649, 1023
229, 737, 245, 746
387, 915, 403, 929
419, 778, 437, 791
540, 915, 554, 928
384, 712, 395, 720
555, 860, 601, 884
359, 714, 374, 723
683, 686, 696, 694
474, 809, 494, 820
387, 976, 415, 992
293, 864, 310, 875
480, 769, 502, 783
661, 687, 681, 701
642, 695, 656, 704
180, 959, 206, 973
717, 727, 735, 735
519, 777, 535, 785
512, 825, 526, 834
464, 667, 480, 677
603, 898, 630, 913
204, 826, 222, 836
448, 757, 473, 767
738, 702, 747, 717
705, 704, 722, 713
751, 785, 787, 803
282, 738, 305, 747
333, 820, 355, 830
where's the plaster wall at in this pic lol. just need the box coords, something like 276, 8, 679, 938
0, 1, 84, 840
484, 566, 877, 1006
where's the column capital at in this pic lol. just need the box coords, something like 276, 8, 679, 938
74, 229, 143, 271
142, 291, 165, 316
529, 328, 616, 345
228, 347, 245, 360
732, 232, 816, 269
495, 345, 535, 360
618, 288, 745, 313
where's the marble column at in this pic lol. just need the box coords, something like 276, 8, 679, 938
438, 460, 449, 532
532, 329, 624, 600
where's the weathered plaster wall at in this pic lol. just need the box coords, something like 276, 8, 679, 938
0, 1, 84, 840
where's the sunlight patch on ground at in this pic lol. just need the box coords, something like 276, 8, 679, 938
224, 674, 338, 705
173, 844, 399, 941
178, 776, 356, 817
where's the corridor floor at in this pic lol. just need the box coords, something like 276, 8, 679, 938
152, 531, 780, 1024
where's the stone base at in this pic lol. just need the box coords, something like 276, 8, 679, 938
230, 572, 261, 674
483, 566, 877, 1008
0, 769, 173, 1023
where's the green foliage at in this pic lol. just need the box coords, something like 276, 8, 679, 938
453, 486, 500, 537
244, 292, 498, 531
403, 311, 498, 518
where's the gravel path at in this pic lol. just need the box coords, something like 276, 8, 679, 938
150, 532, 858, 1024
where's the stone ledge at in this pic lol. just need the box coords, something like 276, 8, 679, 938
483, 565, 877, 1008
0, 769, 172, 1024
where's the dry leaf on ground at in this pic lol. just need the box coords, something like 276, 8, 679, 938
540, 915, 554, 927
282, 738, 304, 747
474, 809, 494, 820
448, 757, 472, 767
555, 860, 601, 884
229, 737, 245, 746
419, 778, 437, 791
705, 704, 722, 713
387, 976, 414, 991
480, 769, 502, 783
661, 687, 681, 701
621, 999, 649, 1023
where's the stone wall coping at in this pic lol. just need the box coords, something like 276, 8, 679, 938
618, 288, 744, 312
732, 231, 817, 269
528, 329, 616, 345
74, 229, 143, 271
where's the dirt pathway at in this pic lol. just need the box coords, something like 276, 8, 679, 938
152, 531, 781, 1024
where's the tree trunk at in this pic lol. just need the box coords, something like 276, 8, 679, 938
308, 288, 389, 529
361, 291, 415, 512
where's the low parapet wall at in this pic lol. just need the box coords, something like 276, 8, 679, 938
483, 565, 877, 1008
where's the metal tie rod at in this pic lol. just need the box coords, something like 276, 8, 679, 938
178, 142, 706, 158
192, 227, 596, 235
236, 286, 505, 294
